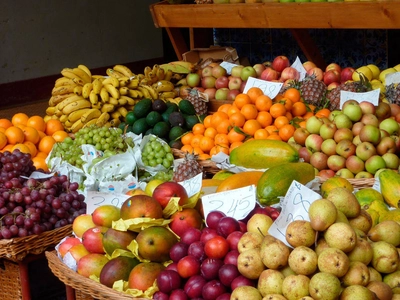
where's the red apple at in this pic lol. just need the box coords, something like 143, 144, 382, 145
298, 146, 312, 163
169, 208, 203, 237
293, 127, 310, 146
361, 113, 379, 127
271, 55, 290, 73
82, 226, 107, 254
318, 169, 335, 179
345, 155, 365, 175
228, 76, 242, 90
215, 76, 229, 89
227, 89, 240, 101
310, 151, 329, 171
201, 76, 216, 89
323, 70, 341, 85
352, 122, 365, 136
325, 63, 342, 74
253, 63, 266, 78
212, 65, 227, 79
336, 139, 356, 159
327, 82, 340, 91
340, 67, 355, 83
280, 67, 300, 82
152, 181, 189, 209
305, 133, 324, 153
307, 67, 324, 81
333, 127, 354, 143
260, 66, 279, 81
204, 88, 217, 100
239, 80, 247, 93
376, 136, 397, 155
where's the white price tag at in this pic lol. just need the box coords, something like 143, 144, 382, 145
220, 61, 239, 75
85, 191, 130, 215
291, 56, 307, 81
202, 185, 257, 223
179, 172, 203, 198
339, 89, 380, 109
385, 72, 400, 86
243, 77, 283, 99
268, 180, 321, 247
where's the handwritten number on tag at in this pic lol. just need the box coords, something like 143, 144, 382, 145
92, 196, 106, 207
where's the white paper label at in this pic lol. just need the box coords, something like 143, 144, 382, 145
179, 172, 203, 198
220, 61, 238, 75
291, 56, 307, 81
243, 77, 283, 99
339, 89, 380, 109
385, 72, 400, 86
268, 180, 321, 248
202, 185, 257, 223
85, 191, 130, 215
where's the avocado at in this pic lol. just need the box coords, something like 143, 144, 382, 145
133, 98, 152, 118
169, 111, 185, 127
152, 99, 168, 113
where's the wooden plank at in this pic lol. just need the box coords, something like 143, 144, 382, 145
150, 1, 400, 29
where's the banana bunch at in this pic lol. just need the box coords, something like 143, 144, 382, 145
164, 97, 183, 105
46, 64, 141, 132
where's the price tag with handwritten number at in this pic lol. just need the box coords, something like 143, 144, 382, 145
291, 56, 307, 81
243, 77, 283, 99
220, 61, 238, 75
202, 185, 256, 224
268, 180, 321, 247
85, 191, 130, 215
339, 89, 380, 108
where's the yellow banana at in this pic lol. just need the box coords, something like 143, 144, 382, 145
89, 90, 99, 105
120, 95, 136, 105
52, 85, 76, 96
78, 64, 92, 78
74, 86, 83, 95
61, 68, 85, 85
70, 119, 84, 133
127, 78, 139, 89
59, 114, 69, 124
137, 74, 145, 82
117, 106, 128, 118
101, 103, 115, 113
72, 67, 91, 83
82, 82, 93, 99
137, 86, 152, 99
81, 108, 101, 124
100, 87, 110, 103
109, 98, 119, 106
91, 102, 102, 110
48, 93, 75, 106
106, 68, 124, 79
141, 84, 158, 100
92, 75, 105, 80
152, 64, 160, 78
128, 89, 143, 99
62, 99, 92, 115
56, 95, 84, 111
55, 77, 75, 87
172, 73, 184, 81
68, 108, 92, 123
119, 87, 129, 96
160, 61, 194, 74
111, 111, 122, 120
109, 118, 121, 127
96, 112, 110, 127
125, 104, 134, 111
92, 78, 103, 94
104, 84, 120, 99
159, 91, 177, 100
70, 77, 85, 86
144, 66, 152, 78
43, 115, 53, 122
46, 106, 56, 116
54, 108, 63, 117
117, 98, 127, 106
83, 118, 99, 128
154, 80, 175, 93
156, 67, 165, 81
147, 71, 158, 83
64, 119, 73, 128
118, 77, 130, 87
113, 65, 134, 78
164, 69, 173, 81
102, 77, 120, 88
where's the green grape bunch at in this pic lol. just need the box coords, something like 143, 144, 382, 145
141, 135, 174, 169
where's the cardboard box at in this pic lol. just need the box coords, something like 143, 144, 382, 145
183, 46, 246, 66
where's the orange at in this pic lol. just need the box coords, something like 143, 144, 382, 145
256, 111, 273, 128
214, 133, 229, 146
240, 104, 258, 120
11, 143, 31, 155
181, 132, 194, 145
216, 119, 231, 134
199, 136, 214, 153
203, 115, 213, 129
210, 144, 229, 156
229, 141, 243, 153
233, 93, 251, 109
302, 111, 314, 120
45, 119, 64, 136
204, 127, 218, 139
217, 104, 232, 114
38, 136, 56, 154
315, 108, 331, 119
254, 128, 270, 140
26, 116, 46, 132
32, 157, 49, 172
0, 128, 5, 134
281, 98, 293, 111
5, 126, 24, 144
192, 123, 206, 136
211, 111, 229, 129
227, 128, 246, 144
38, 130, 47, 140
190, 134, 203, 148
52, 130, 69, 142
0, 132, 7, 149
291, 102, 307, 117
274, 116, 290, 129
23, 141, 37, 157
0, 118, 13, 129
242, 120, 262, 136
255, 95, 273, 112
285, 111, 293, 121
266, 134, 282, 141
1, 144, 14, 153
269, 102, 287, 118
35, 151, 49, 159
181, 144, 194, 154
229, 112, 246, 128
266, 125, 279, 135
192, 147, 204, 155
227, 105, 241, 117
11, 113, 29, 126
283, 87, 301, 103
278, 124, 296, 142
198, 153, 211, 160
23, 126, 40, 144
246, 87, 264, 104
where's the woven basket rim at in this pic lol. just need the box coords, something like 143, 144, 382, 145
45, 251, 144, 300
316, 176, 375, 188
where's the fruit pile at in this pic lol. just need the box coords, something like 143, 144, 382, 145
0, 149, 86, 239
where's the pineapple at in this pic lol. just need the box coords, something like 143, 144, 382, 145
186, 88, 209, 115
173, 152, 204, 182
385, 83, 400, 105
297, 74, 328, 108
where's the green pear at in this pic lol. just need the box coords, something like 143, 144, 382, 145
237, 231, 264, 253
324, 222, 357, 252
309, 272, 341, 300
368, 220, 400, 246
368, 266, 382, 282
257, 269, 285, 297
347, 236, 373, 265
383, 270, 400, 294
285, 220, 316, 248
340, 285, 378, 299
348, 210, 373, 234
282, 274, 310, 300
341, 261, 370, 287
288, 246, 318, 276
317, 247, 350, 277
371, 241, 399, 274
315, 237, 330, 256
260, 235, 290, 270
237, 248, 265, 280
327, 187, 361, 218
335, 210, 350, 224
308, 198, 337, 231
231, 285, 262, 300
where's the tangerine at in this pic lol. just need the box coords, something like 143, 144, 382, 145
256, 111, 273, 127
291, 102, 307, 117
242, 120, 262, 136
5, 126, 24, 144
229, 112, 246, 128
26, 116, 46, 132
255, 95, 273, 112
246, 87, 264, 104
0, 118, 12, 129
181, 132, 194, 145
38, 136, 56, 154
203, 115, 213, 128
11, 113, 29, 126
227, 128, 246, 144
192, 123, 206, 136
23, 126, 40, 144
240, 104, 258, 120
217, 104, 232, 114
52, 130, 69, 142
211, 111, 229, 128
214, 133, 229, 146
23, 141, 37, 157
190, 135, 203, 148
204, 127, 218, 139
274, 116, 290, 129
233, 94, 251, 109
283, 87, 301, 103
278, 124, 296, 142
0, 132, 7, 149
45, 119, 64, 136
269, 102, 287, 118
254, 128, 270, 140
199, 136, 214, 153
11, 143, 31, 155
32, 157, 49, 172
216, 119, 231, 134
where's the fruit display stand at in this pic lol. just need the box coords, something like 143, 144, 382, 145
0, 224, 72, 300
149, 1, 400, 67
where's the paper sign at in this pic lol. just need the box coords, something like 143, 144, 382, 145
385, 72, 400, 86
268, 180, 321, 248
85, 191, 130, 215
220, 61, 238, 75
179, 172, 203, 198
291, 56, 307, 81
243, 77, 283, 99
339, 89, 380, 109
202, 185, 257, 223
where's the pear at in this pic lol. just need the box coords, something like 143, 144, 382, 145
246, 213, 273, 236
347, 236, 373, 265
237, 231, 264, 253
327, 187, 361, 218
288, 246, 318, 276
231, 285, 262, 300
340, 285, 378, 299
383, 270, 400, 294
371, 241, 399, 274
282, 274, 310, 300
237, 248, 265, 280
279, 265, 296, 277
324, 222, 357, 252
260, 236, 290, 270
315, 237, 330, 256
317, 247, 350, 277
261, 294, 286, 300
368, 266, 382, 282
308, 198, 337, 231
368, 220, 400, 246
366, 281, 393, 300
341, 261, 370, 287
257, 269, 285, 297
348, 210, 373, 234
309, 272, 341, 300
285, 220, 316, 248
335, 209, 349, 224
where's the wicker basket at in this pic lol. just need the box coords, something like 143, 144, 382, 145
316, 176, 375, 189
172, 148, 221, 175
0, 259, 23, 300
0, 224, 72, 262
46, 251, 144, 300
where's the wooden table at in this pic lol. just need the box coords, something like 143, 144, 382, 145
150, 1, 400, 68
